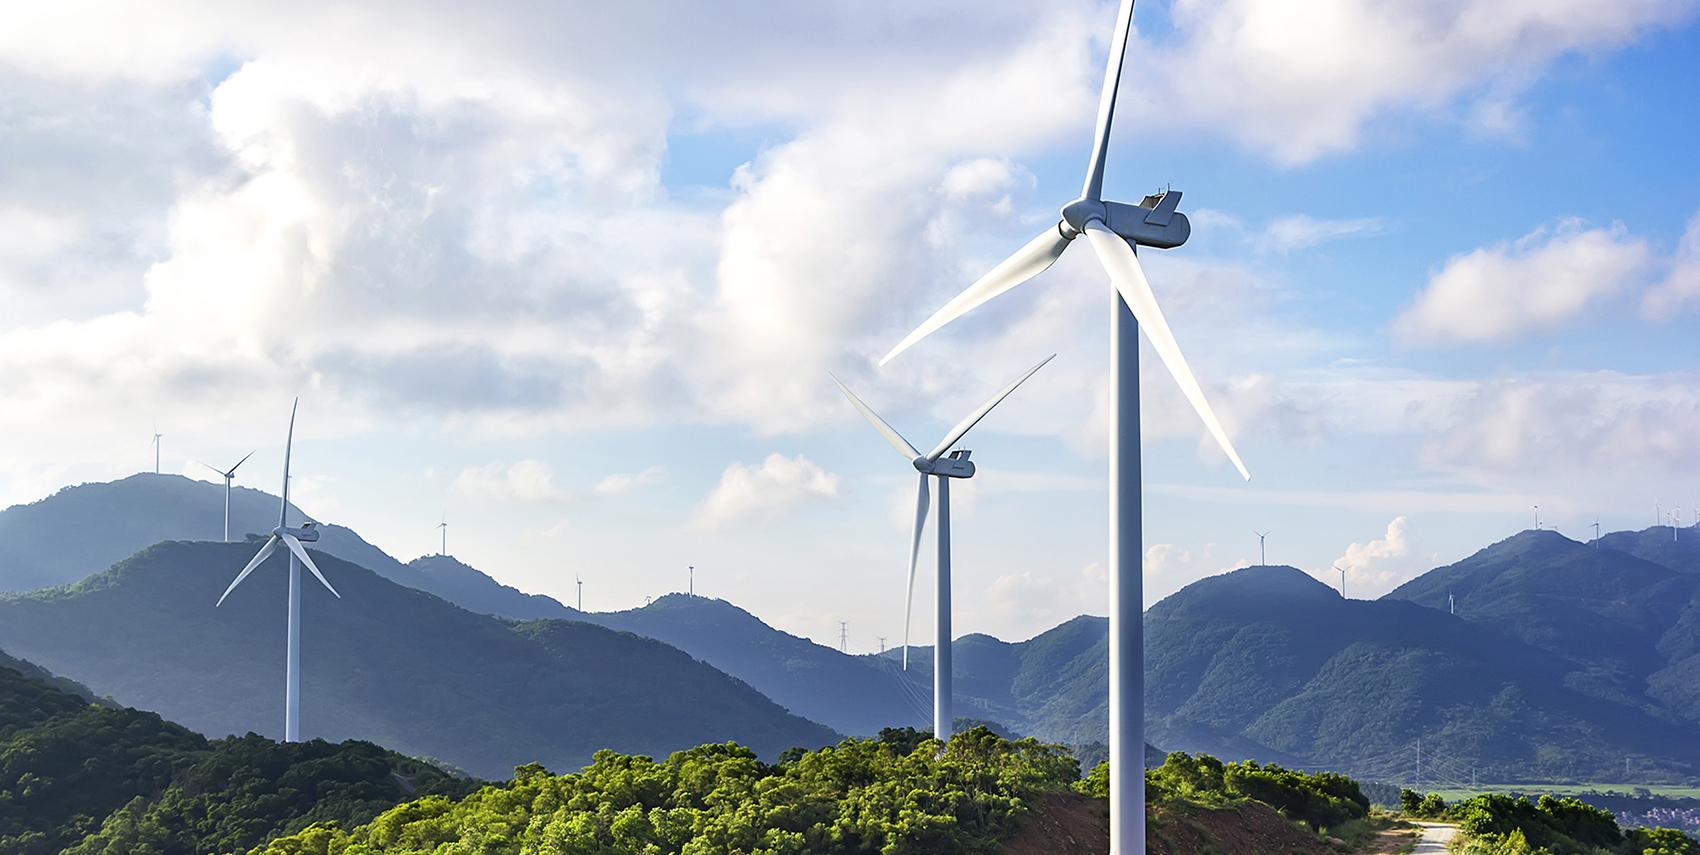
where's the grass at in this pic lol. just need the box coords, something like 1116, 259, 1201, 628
1423, 783, 1700, 802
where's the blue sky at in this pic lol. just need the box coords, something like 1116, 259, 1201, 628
1, 0, 1698, 649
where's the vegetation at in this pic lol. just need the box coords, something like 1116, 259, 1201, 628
1392, 789, 1700, 854
258, 726, 1080, 855
0, 657, 472, 855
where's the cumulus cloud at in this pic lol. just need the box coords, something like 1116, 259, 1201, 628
1393, 219, 1652, 345
985, 563, 1106, 628
451, 460, 565, 503
592, 465, 666, 496
1142, 0, 1698, 164
1642, 211, 1700, 320
1332, 516, 1434, 598
693, 453, 838, 530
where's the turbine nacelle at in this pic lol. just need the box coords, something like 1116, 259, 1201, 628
1060, 189, 1191, 249
913, 450, 975, 478
275, 522, 320, 543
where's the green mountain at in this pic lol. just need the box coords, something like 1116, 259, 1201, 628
1598, 525, 1700, 574
1145, 563, 1700, 781
581, 593, 930, 736
0, 474, 580, 622
0, 541, 838, 779
0, 647, 472, 855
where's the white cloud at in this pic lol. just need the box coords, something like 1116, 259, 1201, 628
985, 562, 1106, 628
1257, 214, 1386, 254
1393, 219, 1652, 345
451, 460, 565, 503
693, 453, 838, 530
1642, 211, 1700, 320
1143, 0, 1698, 164
1332, 516, 1434, 597
592, 465, 666, 496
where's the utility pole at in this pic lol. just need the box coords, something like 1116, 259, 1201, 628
878, 636, 887, 655
839, 621, 848, 653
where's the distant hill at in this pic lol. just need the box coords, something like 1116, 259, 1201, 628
1145, 563, 1700, 781
1389, 528, 1700, 729
0, 474, 580, 623
580, 593, 930, 736
0, 541, 838, 778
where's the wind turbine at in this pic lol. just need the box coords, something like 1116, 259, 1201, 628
831, 355, 1053, 744
436, 514, 448, 556
1333, 563, 1347, 599
1254, 530, 1269, 566
1533, 505, 1541, 531
151, 427, 164, 475
688, 564, 695, 596
878, 2, 1248, 848
201, 451, 256, 542
1592, 519, 1601, 548
575, 574, 583, 611
214, 398, 340, 743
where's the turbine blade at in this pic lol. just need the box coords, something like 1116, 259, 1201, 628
229, 449, 256, 476
282, 533, 340, 599
279, 398, 297, 528
925, 354, 1056, 461
902, 474, 930, 670
1083, 221, 1250, 480
828, 373, 920, 461
200, 462, 224, 477
217, 535, 278, 606
1082, 0, 1137, 201
880, 226, 1071, 366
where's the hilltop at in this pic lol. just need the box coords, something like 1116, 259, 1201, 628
0, 540, 837, 778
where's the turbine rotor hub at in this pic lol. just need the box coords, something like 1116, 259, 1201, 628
1059, 198, 1107, 237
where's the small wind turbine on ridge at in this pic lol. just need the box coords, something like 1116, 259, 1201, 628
151, 425, 164, 475
1254, 530, 1269, 566
1333, 564, 1347, 599
832, 354, 1053, 745
436, 514, 448, 556
201, 450, 257, 542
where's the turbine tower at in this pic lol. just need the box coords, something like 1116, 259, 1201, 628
1533, 505, 1541, 531
1592, 519, 1601, 548
575, 574, 583, 611
214, 398, 341, 742
151, 428, 164, 475
832, 356, 1053, 745
1334, 564, 1347, 599
688, 564, 695, 596
879, 2, 1249, 848
1254, 530, 1269, 565
436, 515, 448, 556
201, 451, 256, 542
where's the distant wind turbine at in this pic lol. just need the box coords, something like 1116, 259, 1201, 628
1592, 519, 1601, 548
832, 355, 1053, 744
436, 515, 448, 556
688, 564, 695, 596
151, 427, 164, 475
1448, 591, 1456, 615
1533, 505, 1541, 531
201, 451, 257, 542
575, 574, 583, 611
214, 398, 341, 743
1254, 531, 1269, 566
1333, 563, 1347, 599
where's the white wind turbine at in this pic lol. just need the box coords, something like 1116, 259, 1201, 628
202, 451, 256, 543
879, 1, 1249, 849
151, 426, 164, 475
214, 398, 341, 742
832, 355, 1053, 744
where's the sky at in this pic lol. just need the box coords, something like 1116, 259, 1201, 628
2, 0, 1699, 651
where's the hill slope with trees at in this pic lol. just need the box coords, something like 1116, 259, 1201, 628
0, 541, 837, 778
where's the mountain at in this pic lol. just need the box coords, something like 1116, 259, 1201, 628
1143, 563, 1700, 780
580, 593, 929, 736
0, 645, 471, 855
0, 474, 580, 622
1599, 525, 1700, 575
0, 541, 838, 778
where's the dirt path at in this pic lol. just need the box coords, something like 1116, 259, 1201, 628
1411, 822, 1457, 853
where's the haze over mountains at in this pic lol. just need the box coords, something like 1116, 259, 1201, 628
4, 474, 1700, 783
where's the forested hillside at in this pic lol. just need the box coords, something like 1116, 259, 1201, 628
0, 651, 472, 854
0, 540, 838, 778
